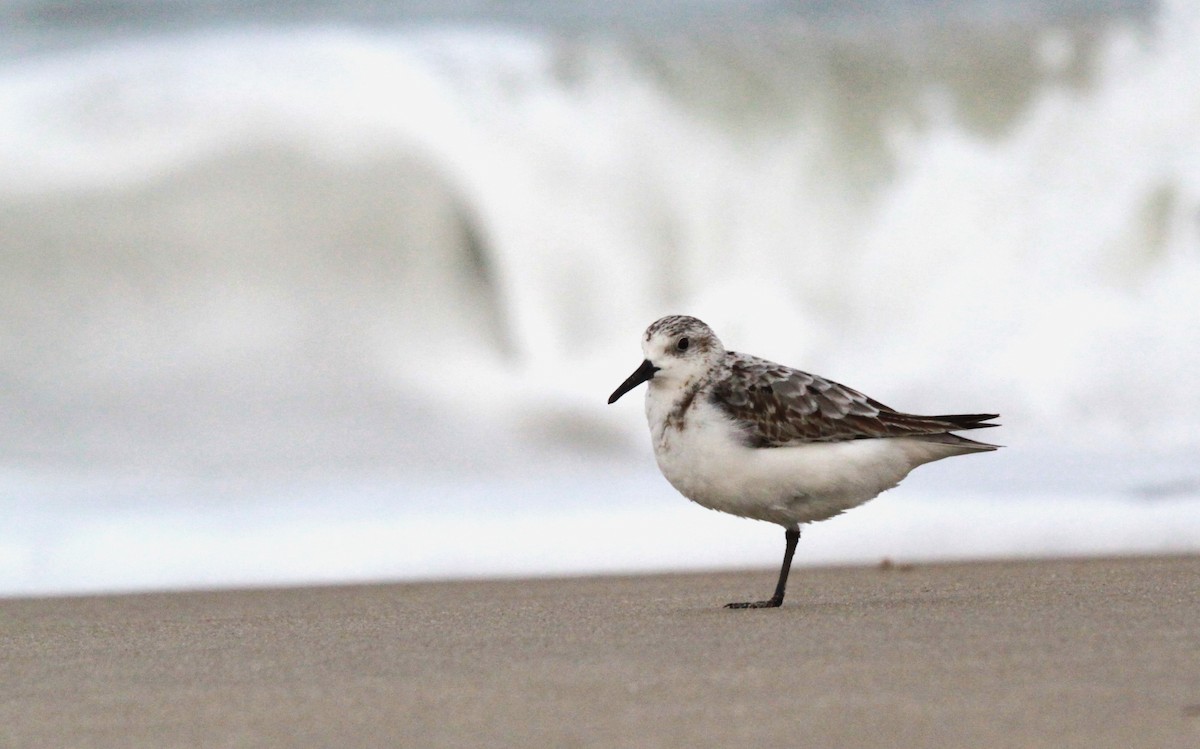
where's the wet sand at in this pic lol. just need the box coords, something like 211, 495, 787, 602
3, 556, 1199, 748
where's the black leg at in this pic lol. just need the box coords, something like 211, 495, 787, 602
726, 528, 801, 609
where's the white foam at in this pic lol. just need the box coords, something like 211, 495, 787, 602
1, 16, 1198, 456
2, 453, 1197, 597
1, 8, 1199, 595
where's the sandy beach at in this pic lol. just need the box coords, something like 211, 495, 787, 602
3, 555, 1199, 748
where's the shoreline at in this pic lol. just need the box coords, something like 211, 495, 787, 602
4, 555, 1199, 748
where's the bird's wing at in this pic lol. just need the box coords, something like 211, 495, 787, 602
710, 352, 997, 447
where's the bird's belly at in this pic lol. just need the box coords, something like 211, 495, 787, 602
653, 424, 927, 527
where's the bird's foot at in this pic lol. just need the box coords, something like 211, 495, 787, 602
724, 596, 782, 609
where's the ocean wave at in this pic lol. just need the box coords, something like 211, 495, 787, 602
0, 5, 1197, 479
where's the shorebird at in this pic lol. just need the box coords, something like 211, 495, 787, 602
608, 315, 999, 608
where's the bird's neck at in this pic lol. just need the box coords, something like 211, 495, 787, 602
645, 375, 707, 444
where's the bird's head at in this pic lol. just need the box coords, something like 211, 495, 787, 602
608, 315, 725, 404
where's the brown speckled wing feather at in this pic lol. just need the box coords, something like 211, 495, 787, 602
710, 352, 998, 448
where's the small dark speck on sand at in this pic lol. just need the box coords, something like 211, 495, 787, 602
878, 558, 915, 572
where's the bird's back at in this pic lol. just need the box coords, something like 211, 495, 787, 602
710, 352, 1000, 451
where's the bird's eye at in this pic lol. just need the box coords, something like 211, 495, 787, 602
676, 337, 690, 352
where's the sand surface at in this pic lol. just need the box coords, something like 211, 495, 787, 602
3, 556, 1199, 748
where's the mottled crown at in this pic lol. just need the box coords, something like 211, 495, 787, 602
644, 315, 711, 341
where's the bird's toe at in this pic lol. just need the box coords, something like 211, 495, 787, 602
724, 597, 782, 609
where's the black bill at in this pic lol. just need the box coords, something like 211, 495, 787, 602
607, 359, 659, 404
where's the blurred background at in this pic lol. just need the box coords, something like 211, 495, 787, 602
2, 0, 1198, 596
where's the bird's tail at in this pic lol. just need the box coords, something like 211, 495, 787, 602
931, 413, 1000, 431
916, 432, 1002, 452
918, 413, 1002, 451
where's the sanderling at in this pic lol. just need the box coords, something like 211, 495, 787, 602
608, 315, 999, 609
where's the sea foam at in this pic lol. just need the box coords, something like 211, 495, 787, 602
0, 3, 1197, 594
